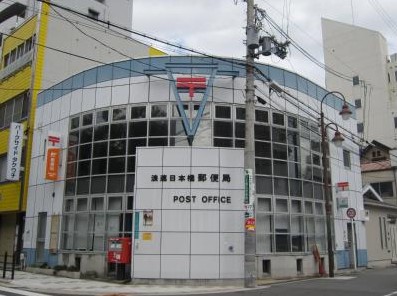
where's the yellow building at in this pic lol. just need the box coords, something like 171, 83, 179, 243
0, 0, 163, 261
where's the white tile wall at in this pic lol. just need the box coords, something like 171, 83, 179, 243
70, 89, 83, 115
191, 233, 219, 254
81, 88, 96, 112
111, 78, 129, 105
190, 255, 219, 278
161, 232, 190, 254
160, 255, 189, 278
133, 255, 160, 278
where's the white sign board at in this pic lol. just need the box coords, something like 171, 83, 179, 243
6, 122, 23, 181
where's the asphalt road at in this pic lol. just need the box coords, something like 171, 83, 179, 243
186, 266, 397, 296
1, 267, 397, 296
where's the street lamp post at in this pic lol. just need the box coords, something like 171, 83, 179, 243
320, 91, 352, 278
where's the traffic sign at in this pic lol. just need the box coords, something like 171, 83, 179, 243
346, 207, 356, 219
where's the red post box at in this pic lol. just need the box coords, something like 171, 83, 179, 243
107, 237, 132, 264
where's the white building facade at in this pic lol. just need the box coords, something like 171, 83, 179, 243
24, 56, 366, 279
322, 18, 397, 148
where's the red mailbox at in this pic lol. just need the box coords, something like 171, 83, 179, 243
107, 237, 132, 264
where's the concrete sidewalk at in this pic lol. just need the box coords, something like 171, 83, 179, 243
0, 271, 251, 295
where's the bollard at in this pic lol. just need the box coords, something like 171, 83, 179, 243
2, 252, 7, 279
11, 252, 15, 280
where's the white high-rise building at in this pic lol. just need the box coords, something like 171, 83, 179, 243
322, 18, 397, 148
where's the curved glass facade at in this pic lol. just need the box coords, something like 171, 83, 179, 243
63, 101, 326, 254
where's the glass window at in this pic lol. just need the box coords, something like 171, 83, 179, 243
235, 122, 245, 138
288, 162, 301, 178
288, 146, 300, 162
274, 161, 288, 177
108, 157, 126, 173
214, 121, 232, 137
4, 100, 13, 126
128, 138, 146, 155
127, 196, 134, 210
353, 75, 359, 86
82, 113, 93, 126
13, 96, 23, 122
109, 140, 126, 156
214, 138, 233, 147
110, 123, 127, 139
96, 110, 108, 124
79, 144, 92, 160
77, 198, 88, 211
355, 99, 361, 109
151, 105, 167, 118
69, 131, 79, 146
131, 106, 146, 119
93, 142, 108, 158
0, 104, 5, 128
288, 116, 298, 128
76, 177, 90, 194
274, 178, 289, 196
94, 125, 109, 141
256, 176, 273, 194
287, 131, 299, 145
272, 127, 286, 143
64, 199, 74, 212
272, 112, 284, 125
112, 108, 126, 121
257, 198, 271, 212
127, 157, 135, 172
148, 138, 168, 146
66, 162, 77, 178
303, 181, 313, 199
236, 107, 245, 120
126, 174, 135, 192
357, 123, 364, 133
276, 199, 288, 212
108, 196, 123, 211
255, 158, 272, 175
107, 175, 125, 193
91, 176, 106, 194
21, 94, 29, 119
343, 149, 351, 168
291, 200, 302, 213
255, 124, 270, 140
78, 160, 91, 176
255, 110, 268, 123
91, 197, 104, 211
215, 105, 231, 118
71, 117, 80, 129
92, 158, 107, 175
80, 127, 93, 143
305, 202, 313, 214
149, 120, 168, 136
315, 203, 324, 215
289, 179, 302, 197
65, 179, 76, 196
273, 144, 287, 160
255, 141, 271, 158
129, 121, 147, 137
170, 120, 185, 137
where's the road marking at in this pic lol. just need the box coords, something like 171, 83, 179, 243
324, 276, 356, 280
384, 291, 397, 296
0, 286, 48, 296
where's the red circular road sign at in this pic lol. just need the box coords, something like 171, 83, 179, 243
346, 207, 356, 219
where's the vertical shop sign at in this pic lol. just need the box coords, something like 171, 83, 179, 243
6, 123, 23, 181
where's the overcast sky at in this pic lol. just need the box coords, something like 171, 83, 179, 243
132, 0, 397, 87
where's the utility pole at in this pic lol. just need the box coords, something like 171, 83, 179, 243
244, 0, 257, 288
